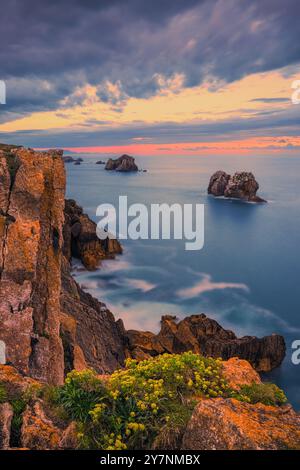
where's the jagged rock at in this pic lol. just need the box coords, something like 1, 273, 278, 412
125, 314, 285, 372
105, 154, 138, 172
208, 171, 230, 196
96, 160, 105, 165
0, 402, 13, 449
181, 398, 300, 450
208, 170, 266, 202
0, 147, 65, 384
225, 172, 266, 202
63, 199, 122, 270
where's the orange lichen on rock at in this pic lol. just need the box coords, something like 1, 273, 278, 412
182, 398, 300, 450
0, 364, 41, 396
222, 357, 261, 390
0, 147, 65, 384
21, 400, 62, 450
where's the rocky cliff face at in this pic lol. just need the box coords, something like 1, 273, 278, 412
60, 255, 127, 375
126, 314, 285, 372
0, 146, 65, 384
0, 146, 126, 384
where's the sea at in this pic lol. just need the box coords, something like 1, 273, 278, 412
66, 153, 300, 409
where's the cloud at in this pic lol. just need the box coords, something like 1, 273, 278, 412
1, 103, 300, 148
176, 274, 249, 299
0, 0, 300, 122
250, 97, 290, 103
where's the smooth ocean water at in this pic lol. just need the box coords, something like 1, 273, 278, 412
66, 153, 300, 409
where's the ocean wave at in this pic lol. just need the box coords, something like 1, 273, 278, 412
124, 278, 157, 292
176, 274, 249, 299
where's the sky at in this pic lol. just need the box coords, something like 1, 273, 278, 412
0, 0, 300, 156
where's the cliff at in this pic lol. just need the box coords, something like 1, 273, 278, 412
0, 146, 126, 385
0, 146, 65, 384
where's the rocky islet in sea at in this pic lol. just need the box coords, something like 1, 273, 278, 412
208, 170, 267, 203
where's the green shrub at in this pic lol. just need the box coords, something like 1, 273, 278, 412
57, 369, 107, 423
238, 382, 287, 406
60, 352, 230, 450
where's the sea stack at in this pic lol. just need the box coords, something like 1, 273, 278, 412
105, 154, 138, 172
208, 171, 267, 202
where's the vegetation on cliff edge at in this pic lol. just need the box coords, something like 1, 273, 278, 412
0, 353, 287, 450
37, 352, 287, 450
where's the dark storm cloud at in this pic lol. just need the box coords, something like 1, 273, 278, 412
0, 0, 300, 119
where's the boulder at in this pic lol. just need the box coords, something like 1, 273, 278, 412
125, 314, 285, 372
182, 398, 300, 450
105, 154, 138, 172
208, 170, 266, 202
222, 357, 261, 390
